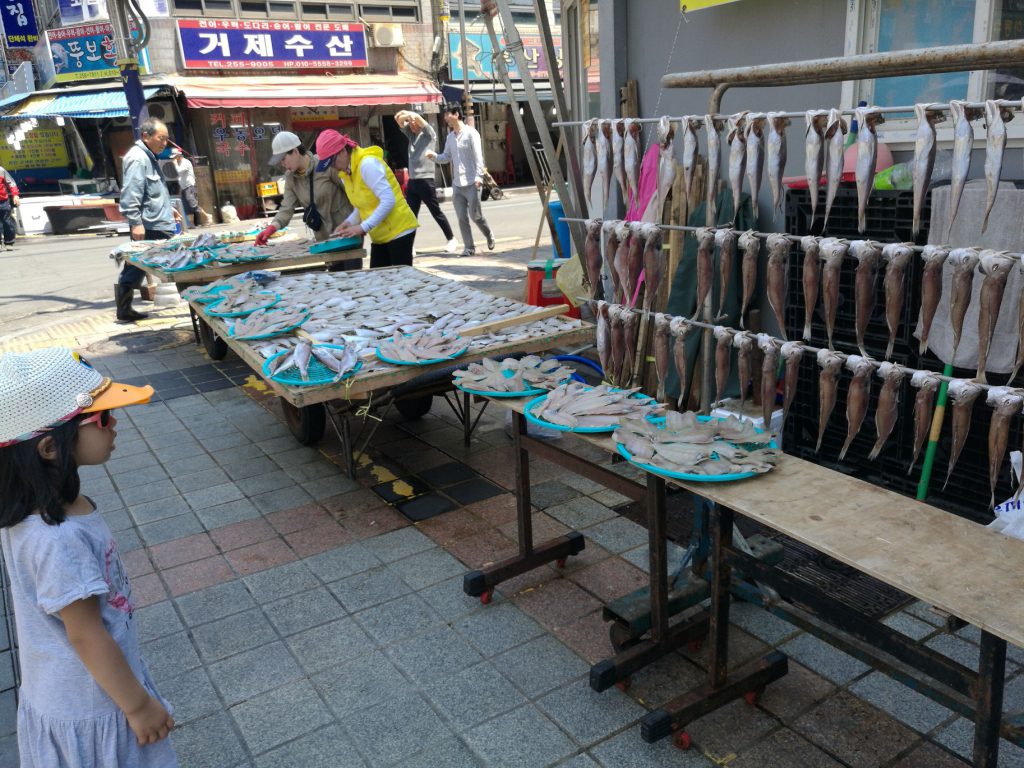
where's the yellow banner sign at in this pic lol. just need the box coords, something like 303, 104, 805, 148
680, 0, 741, 10
0, 128, 69, 170
214, 169, 254, 185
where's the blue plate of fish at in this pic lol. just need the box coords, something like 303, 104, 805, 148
375, 332, 468, 366
452, 356, 574, 398
522, 382, 664, 434
215, 244, 274, 264
615, 413, 779, 483
205, 291, 281, 318
263, 344, 362, 386
227, 307, 311, 340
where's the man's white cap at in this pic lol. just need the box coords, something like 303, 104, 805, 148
269, 131, 302, 166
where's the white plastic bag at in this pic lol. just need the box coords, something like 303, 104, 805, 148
989, 451, 1024, 541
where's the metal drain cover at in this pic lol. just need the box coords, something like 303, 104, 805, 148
86, 329, 194, 355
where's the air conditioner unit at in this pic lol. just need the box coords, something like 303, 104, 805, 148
146, 101, 176, 124
371, 23, 405, 48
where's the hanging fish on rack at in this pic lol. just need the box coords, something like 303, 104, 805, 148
727, 112, 748, 224
733, 331, 755, 413
868, 362, 907, 460
917, 244, 950, 355
602, 220, 623, 303
646, 116, 677, 224
738, 229, 759, 329
822, 108, 847, 231
612, 120, 628, 204
613, 221, 633, 305
653, 313, 672, 403
948, 247, 981, 364
621, 308, 640, 387
987, 387, 1024, 509
800, 236, 822, 342
624, 222, 647, 306
840, 355, 874, 461
944, 379, 984, 489
583, 218, 604, 299
908, 370, 942, 474
815, 349, 846, 453
681, 116, 702, 201
596, 300, 612, 382
693, 226, 716, 320
624, 118, 641, 205
804, 109, 828, 225
946, 100, 980, 241
881, 242, 914, 360
850, 240, 882, 357
714, 228, 737, 320
641, 224, 666, 312
781, 340, 805, 426
765, 233, 791, 341
582, 118, 598, 212
912, 104, 943, 239
976, 250, 1016, 384
714, 326, 735, 405
766, 112, 790, 220
705, 114, 722, 225
744, 114, 766, 221
855, 106, 884, 234
1011, 257, 1024, 383
758, 334, 781, 433
819, 237, 849, 351
670, 317, 692, 409
982, 100, 1013, 233
597, 120, 613, 213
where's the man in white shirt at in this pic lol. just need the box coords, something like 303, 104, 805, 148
426, 104, 496, 258
170, 148, 210, 226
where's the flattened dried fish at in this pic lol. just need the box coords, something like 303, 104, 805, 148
868, 362, 906, 460
609, 304, 626, 386
727, 112, 748, 224
597, 119, 613, 211
538, 381, 662, 429
621, 308, 639, 386
804, 109, 828, 224
624, 118, 641, 204
918, 245, 950, 355
840, 355, 874, 461
912, 104, 942, 238
815, 349, 845, 453
944, 379, 983, 489
948, 247, 981, 364
744, 114, 766, 221
649, 116, 677, 223
596, 300, 612, 381
714, 228, 736, 319
612, 119, 628, 202
822, 108, 847, 231
693, 227, 716, 320
766, 112, 790, 220
781, 340, 805, 426
681, 116, 701, 200
820, 237, 849, 351
881, 243, 914, 360
653, 313, 671, 403
976, 250, 1015, 383
800, 236, 821, 342
641, 223, 665, 312
758, 333, 781, 433
908, 370, 941, 474
624, 223, 646, 306
613, 222, 633, 304
946, 101, 977, 241
603, 221, 623, 303
705, 115, 722, 224
850, 240, 882, 357
982, 100, 1012, 233
987, 387, 1024, 509
582, 119, 598, 211
733, 331, 754, 413
765, 234, 790, 341
738, 229, 759, 329
671, 317, 693, 409
714, 325, 735, 405
855, 107, 884, 233
584, 218, 604, 299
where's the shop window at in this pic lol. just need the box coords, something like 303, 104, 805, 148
299, 1, 355, 20
357, 2, 419, 22
171, 0, 236, 16
239, 0, 297, 17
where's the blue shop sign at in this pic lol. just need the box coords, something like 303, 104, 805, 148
2, 0, 38, 47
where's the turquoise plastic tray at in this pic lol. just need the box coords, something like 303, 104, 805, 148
523, 389, 662, 434
616, 416, 778, 483
453, 367, 562, 398
205, 291, 280, 318
140, 254, 214, 272
262, 344, 362, 386
376, 335, 468, 366
309, 236, 362, 254
227, 308, 310, 340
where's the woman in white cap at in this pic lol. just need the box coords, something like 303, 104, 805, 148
316, 129, 419, 268
255, 130, 352, 246
0, 348, 177, 766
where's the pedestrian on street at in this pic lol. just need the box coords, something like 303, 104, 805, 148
316, 129, 419, 268
0, 347, 178, 767
425, 104, 495, 258
395, 110, 458, 254
169, 148, 210, 227
0, 165, 20, 250
117, 118, 182, 323
255, 131, 353, 246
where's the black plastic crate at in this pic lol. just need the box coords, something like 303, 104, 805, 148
784, 184, 931, 245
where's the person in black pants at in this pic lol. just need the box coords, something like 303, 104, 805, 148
0, 166, 19, 249
396, 111, 458, 254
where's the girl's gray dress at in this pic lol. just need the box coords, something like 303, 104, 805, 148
0, 508, 177, 767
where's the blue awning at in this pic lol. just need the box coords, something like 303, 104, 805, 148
5, 87, 165, 119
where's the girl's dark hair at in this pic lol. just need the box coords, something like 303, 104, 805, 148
0, 419, 80, 528
294, 145, 308, 156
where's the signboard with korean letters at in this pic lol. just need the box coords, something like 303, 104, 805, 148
46, 22, 150, 83
2, 0, 38, 48
177, 20, 368, 70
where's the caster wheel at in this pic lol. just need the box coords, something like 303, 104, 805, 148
615, 677, 631, 692
556, 557, 567, 568
743, 690, 762, 706
672, 731, 692, 751
480, 590, 493, 605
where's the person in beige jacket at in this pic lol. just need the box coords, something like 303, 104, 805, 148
255, 131, 353, 245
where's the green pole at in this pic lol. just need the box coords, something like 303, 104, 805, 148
915, 363, 954, 500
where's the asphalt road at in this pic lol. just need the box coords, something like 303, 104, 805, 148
0, 187, 550, 340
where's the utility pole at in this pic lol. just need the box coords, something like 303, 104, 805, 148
457, 0, 474, 126
107, 0, 148, 138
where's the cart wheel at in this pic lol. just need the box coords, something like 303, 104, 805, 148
555, 557, 567, 569
743, 689, 763, 706
280, 399, 326, 446
395, 395, 432, 420
490, 187, 505, 200
672, 731, 692, 751
609, 622, 639, 653
615, 677, 631, 692
197, 319, 228, 360
480, 589, 493, 605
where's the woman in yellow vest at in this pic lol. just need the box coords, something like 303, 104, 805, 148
315, 130, 419, 268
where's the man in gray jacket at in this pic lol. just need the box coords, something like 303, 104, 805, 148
395, 110, 457, 254
117, 118, 182, 322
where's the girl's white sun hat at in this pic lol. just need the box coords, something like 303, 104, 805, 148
0, 347, 154, 447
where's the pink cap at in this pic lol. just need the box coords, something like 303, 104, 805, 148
315, 130, 358, 171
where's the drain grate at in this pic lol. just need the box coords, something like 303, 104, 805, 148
615, 490, 912, 620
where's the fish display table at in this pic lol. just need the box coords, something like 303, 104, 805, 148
188, 266, 592, 473
471, 394, 1024, 766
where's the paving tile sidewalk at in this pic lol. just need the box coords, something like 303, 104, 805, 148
2, 341, 1023, 766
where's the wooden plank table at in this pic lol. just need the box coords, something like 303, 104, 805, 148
472, 395, 1024, 766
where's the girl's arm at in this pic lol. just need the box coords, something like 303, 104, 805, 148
60, 597, 174, 745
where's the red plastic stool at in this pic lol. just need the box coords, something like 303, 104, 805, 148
525, 260, 581, 318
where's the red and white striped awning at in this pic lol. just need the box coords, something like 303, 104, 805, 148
168, 74, 442, 109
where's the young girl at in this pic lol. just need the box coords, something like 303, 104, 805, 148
0, 347, 177, 767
